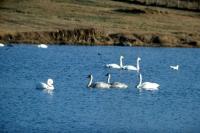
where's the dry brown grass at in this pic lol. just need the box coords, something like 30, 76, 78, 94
0, 0, 200, 36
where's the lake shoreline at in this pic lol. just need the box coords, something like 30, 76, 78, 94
0, 28, 199, 48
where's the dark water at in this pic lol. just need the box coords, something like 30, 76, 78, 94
0, 45, 200, 132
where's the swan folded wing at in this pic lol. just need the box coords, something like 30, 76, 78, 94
94, 82, 111, 89
36, 82, 48, 90
111, 82, 128, 89
170, 65, 178, 70
36, 82, 54, 90
170, 66, 175, 69
38, 44, 48, 48
141, 82, 159, 90
106, 64, 121, 69
122, 65, 137, 70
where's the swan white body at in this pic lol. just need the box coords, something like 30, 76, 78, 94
106, 73, 128, 89
170, 65, 179, 70
106, 56, 124, 69
122, 57, 141, 72
87, 75, 111, 89
0, 43, 4, 47
36, 79, 54, 90
137, 74, 159, 90
38, 44, 48, 48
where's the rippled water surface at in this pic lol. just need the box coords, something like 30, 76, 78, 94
0, 45, 200, 132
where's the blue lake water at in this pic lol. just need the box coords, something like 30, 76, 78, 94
0, 45, 200, 132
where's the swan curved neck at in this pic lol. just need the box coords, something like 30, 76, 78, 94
47, 82, 52, 86
120, 57, 123, 67
136, 59, 140, 72
88, 75, 93, 87
48, 84, 53, 87
107, 74, 111, 84
137, 74, 142, 88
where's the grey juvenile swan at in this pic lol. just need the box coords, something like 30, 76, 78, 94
87, 74, 111, 89
106, 73, 128, 89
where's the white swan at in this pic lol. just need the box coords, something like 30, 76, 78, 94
36, 79, 54, 90
170, 65, 179, 70
106, 56, 124, 69
137, 74, 159, 91
38, 44, 48, 48
0, 43, 5, 47
122, 57, 141, 72
87, 74, 111, 89
106, 73, 128, 89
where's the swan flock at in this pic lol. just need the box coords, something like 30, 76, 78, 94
34, 55, 161, 92
0, 42, 166, 92
106, 56, 141, 72
87, 55, 160, 91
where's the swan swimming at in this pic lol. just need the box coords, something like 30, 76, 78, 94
36, 79, 54, 91
137, 74, 159, 91
122, 57, 141, 72
87, 74, 111, 89
106, 73, 128, 89
170, 65, 179, 70
0, 43, 4, 47
37, 44, 48, 48
106, 56, 124, 69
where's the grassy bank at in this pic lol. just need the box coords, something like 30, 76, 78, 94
0, 0, 200, 47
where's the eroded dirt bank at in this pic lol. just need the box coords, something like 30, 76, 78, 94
0, 28, 200, 47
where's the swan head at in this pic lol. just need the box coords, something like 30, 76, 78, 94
120, 56, 124, 59
47, 79, 54, 85
87, 74, 92, 78
137, 57, 141, 61
105, 73, 110, 77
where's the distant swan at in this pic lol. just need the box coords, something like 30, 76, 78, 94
87, 74, 111, 89
36, 79, 54, 90
106, 56, 124, 69
122, 57, 141, 72
137, 74, 159, 91
0, 43, 4, 47
38, 44, 48, 48
170, 65, 179, 70
106, 73, 128, 89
